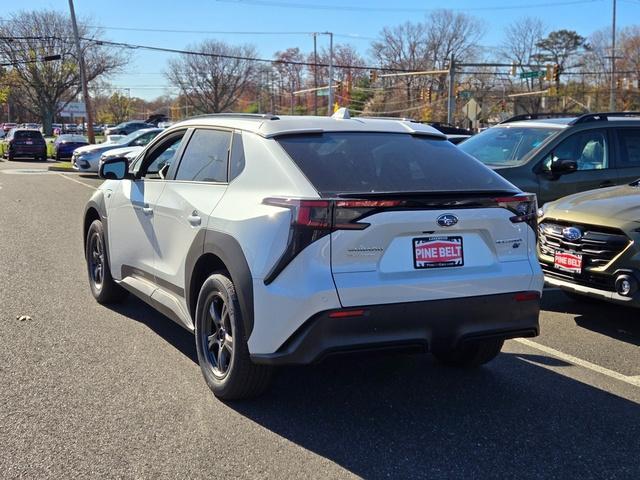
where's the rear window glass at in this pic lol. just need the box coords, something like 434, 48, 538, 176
276, 132, 515, 195
14, 130, 43, 140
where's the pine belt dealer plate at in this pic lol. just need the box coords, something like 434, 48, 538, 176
413, 236, 464, 269
554, 250, 582, 274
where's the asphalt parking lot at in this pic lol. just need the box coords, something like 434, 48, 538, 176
1, 160, 639, 479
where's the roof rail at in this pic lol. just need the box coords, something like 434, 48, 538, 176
570, 111, 640, 124
499, 112, 578, 124
189, 113, 280, 121
356, 115, 416, 122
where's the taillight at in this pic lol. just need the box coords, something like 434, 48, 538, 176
333, 199, 402, 230
492, 194, 538, 227
262, 198, 401, 284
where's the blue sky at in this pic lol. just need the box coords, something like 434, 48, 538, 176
5, 0, 639, 99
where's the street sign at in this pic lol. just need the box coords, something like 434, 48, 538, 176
59, 101, 86, 117
520, 71, 544, 79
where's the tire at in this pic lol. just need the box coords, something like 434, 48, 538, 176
85, 220, 128, 304
7, 152, 14, 161
433, 338, 504, 367
194, 272, 272, 400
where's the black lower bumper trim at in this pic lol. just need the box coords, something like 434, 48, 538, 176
251, 292, 540, 366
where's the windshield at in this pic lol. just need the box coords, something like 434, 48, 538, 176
116, 129, 147, 145
277, 132, 516, 196
59, 135, 87, 143
459, 126, 559, 166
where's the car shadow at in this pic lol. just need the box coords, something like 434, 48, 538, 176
542, 290, 640, 347
106, 295, 198, 364
107, 295, 640, 478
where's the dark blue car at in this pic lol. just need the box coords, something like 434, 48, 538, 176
53, 134, 89, 161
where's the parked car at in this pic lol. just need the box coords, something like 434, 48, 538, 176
72, 128, 161, 172
98, 145, 145, 169
2, 122, 17, 133
538, 180, 640, 307
459, 112, 640, 204
52, 123, 63, 135
63, 123, 78, 134
2, 128, 47, 161
52, 134, 89, 160
104, 121, 154, 137
83, 112, 543, 400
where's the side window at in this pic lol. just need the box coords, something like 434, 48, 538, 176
141, 132, 186, 179
616, 129, 640, 167
175, 129, 231, 183
229, 132, 245, 181
543, 130, 609, 171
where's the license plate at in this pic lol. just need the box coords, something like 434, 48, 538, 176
25, 141, 33, 145
413, 236, 464, 269
554, 251, 582, 274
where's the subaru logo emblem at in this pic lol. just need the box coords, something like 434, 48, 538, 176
562, 226, 582, 241
437, 214, 458, 227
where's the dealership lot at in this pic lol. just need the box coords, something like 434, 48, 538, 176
0, 160, 639, 479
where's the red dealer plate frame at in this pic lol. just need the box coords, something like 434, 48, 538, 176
413, 236, 464, 269
554, 250, 583, 274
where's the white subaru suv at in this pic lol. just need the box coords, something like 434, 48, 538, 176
83, 112, 543, 400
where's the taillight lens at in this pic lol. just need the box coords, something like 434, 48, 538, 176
492, 194, 538, 225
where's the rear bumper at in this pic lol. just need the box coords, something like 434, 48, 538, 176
250, 291, 540, 365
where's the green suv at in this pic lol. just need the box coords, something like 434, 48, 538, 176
537, 182, 640, 307
459, 112, 640, 204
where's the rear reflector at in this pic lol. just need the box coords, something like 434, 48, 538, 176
514, 292, 540, 302
328, 309, 367, 318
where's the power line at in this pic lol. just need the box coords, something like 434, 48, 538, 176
214, 0, 603, 13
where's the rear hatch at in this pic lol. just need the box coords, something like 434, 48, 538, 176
276, 131, 537, 306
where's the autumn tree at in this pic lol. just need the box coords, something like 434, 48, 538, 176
273, 48, 305, 114
0, 10, 125, 134
166, 40, 258, 114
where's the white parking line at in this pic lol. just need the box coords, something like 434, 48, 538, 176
515, 338, 640, 388
56, 173, 97, 190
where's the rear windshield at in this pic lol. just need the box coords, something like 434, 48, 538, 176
276, 132, 516, 196
14, 130, 43, 140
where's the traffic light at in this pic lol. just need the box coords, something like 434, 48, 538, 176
552, 64, 560, 82
427, 85, 433, 103
369, 70, 378, 83
616, 77, 622, 90
511, 62, 517, 76
545, 64, 553, 81
419, 88, 425, 101
455, 83, 461, 100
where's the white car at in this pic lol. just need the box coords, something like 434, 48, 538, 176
72, 128, 162, 172
83, 111, 543, 400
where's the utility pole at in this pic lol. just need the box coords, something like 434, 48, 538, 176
68, 0, 95, 143
326, 32, 334, 116
447, 54, 456, 124
609, 0, 617, 111
313, 33, 318, 116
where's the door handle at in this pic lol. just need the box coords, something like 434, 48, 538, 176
142, 205, 153, 215
187, 211, 201, 226
599, 181, 615, 188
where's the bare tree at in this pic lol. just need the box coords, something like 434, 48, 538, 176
0, 10, 125, 134
166, 40, 257, 114
500, 17, 547, 113
273, 48, 304, 113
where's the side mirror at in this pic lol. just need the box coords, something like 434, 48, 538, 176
550, 157, 578, 174
99, 156, 131, 180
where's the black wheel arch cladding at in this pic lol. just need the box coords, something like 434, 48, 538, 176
186, 229, 255, 339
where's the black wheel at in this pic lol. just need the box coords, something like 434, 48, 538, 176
85, 220, 127, 304
7, 152, 14, 161
195, 272, 272, 400
55, 152, 60, 162
433, 338, 504, 367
